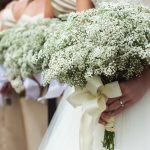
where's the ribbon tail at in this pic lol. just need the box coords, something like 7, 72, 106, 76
80, 100, 106, 150
80, 112, 94, 150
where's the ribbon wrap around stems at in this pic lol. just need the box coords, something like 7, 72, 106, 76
68, 76, 122, 150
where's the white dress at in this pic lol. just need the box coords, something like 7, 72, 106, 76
39, 1, 150, 150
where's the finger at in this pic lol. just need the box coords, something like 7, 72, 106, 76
107, 95, 125, 106
99, 116, 107, 125
107, 100, 122, 112
110, 107, 125, 117
99, 111, 116, 125
108, 101, 132, 117
106, 98, 119, 105
107, 97, 130, 112
100, 98, 133, 122
100, 111, 112, 123
100, 108, 124, 120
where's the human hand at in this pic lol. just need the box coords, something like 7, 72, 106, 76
99, 75, 149, 125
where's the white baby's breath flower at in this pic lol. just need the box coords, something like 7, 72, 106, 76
0, 3, 150, 91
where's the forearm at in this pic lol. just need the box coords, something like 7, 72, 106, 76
76, 0, 94, 12
45, 0, 55, 18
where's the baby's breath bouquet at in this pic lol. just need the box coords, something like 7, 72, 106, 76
0, 19, 65, 92
43, 3, 150, 87
42, 3, 150, 150
0, 2, 150, 150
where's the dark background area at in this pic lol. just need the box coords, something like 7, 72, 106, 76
0, 0, 14, 10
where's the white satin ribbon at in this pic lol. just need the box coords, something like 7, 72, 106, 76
0, 65, 8, 89
34, 73, 43, 86
25, 72, 68, 101
23, 78, 40, 100
68, 76, 122, 150
38, 80, 68, 101
0, 65, 8, 106
34, 73, 68, 100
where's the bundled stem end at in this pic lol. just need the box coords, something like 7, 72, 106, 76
102, 130, 115, 150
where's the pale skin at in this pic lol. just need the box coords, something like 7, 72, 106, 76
0, 0, 33, 21
0, 0, 33, 31
77, 0, 150, 124
0, 0, 55, 26
21, 0, 55, 18
76, 0, 94, 12
12, 0, 33, 20
100, 66, 150, 125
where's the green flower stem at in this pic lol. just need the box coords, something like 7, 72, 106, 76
102, 130, 115, 150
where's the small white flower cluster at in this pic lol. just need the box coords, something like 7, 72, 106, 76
0, 19, 64, 91
0, 3, 150, 92
43, 3, 150, 86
